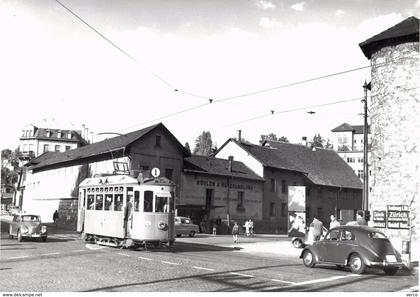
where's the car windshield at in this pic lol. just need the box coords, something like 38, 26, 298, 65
21, 215, 40, 222
368, 232, 387, 239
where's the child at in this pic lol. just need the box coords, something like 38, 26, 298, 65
232, 222, 239, 243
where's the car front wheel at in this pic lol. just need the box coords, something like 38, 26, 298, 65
383, 267, 399, 275
302, 250, 315, 268
292, 239, 303, 249
349, 253, 365, 274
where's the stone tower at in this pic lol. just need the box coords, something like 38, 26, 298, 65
359, 16, 419, 262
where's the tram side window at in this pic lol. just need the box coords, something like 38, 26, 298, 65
87, 195, 95, 210
134, 191, 140, 212
114, 194, 123, 211
169, 197, 174, 213
104, 194, 113, 211
96, 194, 104, 211
155, 196, 167, 213
144, 191, 153, 212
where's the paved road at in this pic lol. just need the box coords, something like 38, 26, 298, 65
0, 221, 418, 292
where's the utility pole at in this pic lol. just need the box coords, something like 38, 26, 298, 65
362, 81, 371, 211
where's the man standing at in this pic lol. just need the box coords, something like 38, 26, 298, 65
329, 214, 340, 229
356, 210, 367, 225
310, 216, 323, 242
124, 195, 134, 238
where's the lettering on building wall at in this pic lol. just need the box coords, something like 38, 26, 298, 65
386, 205, 410, 229
372, 210, 386, 228
196, 180, 254, 191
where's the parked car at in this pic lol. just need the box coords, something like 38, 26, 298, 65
291, 226, 328, 248
8, 214, 48, 242
174, 216, 199, 237
300, 225, 404, 275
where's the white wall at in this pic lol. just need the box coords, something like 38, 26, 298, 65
215, 141, 264, 177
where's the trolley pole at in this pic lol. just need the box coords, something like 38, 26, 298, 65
362, 81, 371, 211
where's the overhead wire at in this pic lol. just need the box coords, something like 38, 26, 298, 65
54, 0, 208, 100
52, 0, 413, 133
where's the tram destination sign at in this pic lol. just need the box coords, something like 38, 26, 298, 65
387, 205, 410, 229
372, 210, 386, 228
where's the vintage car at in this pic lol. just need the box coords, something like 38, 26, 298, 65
300, 225, 404, 275
174, 216, 199, 237
8, 214, 48, 242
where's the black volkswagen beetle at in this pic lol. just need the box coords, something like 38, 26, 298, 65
300, 225, 404, 275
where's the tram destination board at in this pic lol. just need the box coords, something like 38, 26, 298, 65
372, 210, 386, 228
386, 205, 410, 229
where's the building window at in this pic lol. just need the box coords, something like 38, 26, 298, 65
269, 202, 275, 217
43, 144, 49, 153
57, 131, 62, 138
270, 178, 276, 192
67, 133, 72, 139
306, 186, 311, 196
281, 202, 287, 217
237, 191, 244, 208
28, 144, 33, 153
165, 168, 173, 180
55, 145, 60, 152
357, 170, 364, 179
23, 144, 27, 152
347, 157, 355, 163
282, 180, 286, 194
141, 165, 149, 171
155, 135, 161, 147
65, 146, 71, 151
358, 157, 364, 163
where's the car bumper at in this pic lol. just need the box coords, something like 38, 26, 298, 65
366, 261, 405, 268
22, 233, 47, 238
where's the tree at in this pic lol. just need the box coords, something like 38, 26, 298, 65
325, 139, 334, 150
193, 131, 213, 156
184, 142, 191, 154
311, 134, 325, 148
260, 133, 289, 145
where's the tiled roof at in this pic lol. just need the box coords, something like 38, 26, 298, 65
184, 155, 263, 181
27, 123, 188, 170
360, 16, 419, 59
235, 140, 362, 189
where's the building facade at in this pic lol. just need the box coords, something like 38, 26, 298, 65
215, 139, 363, 233
359, 16, 419, 261
179, 155, 264, 233
331, 123, 372, 180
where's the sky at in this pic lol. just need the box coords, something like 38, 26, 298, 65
0, 0, 419, 151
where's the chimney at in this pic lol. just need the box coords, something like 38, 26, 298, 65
302, 136, 307, 147
228, 156, 234, 172
237, 130, 242, 142
85, 127, 89, 142
82, 124, 85, 139
90, 132, 94, 144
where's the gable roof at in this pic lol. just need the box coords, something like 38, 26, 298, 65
331, 123, 370, 134
225, 139, 362, 189
27, 123, 189, 170
360, 16, 419, 59
184, 155, 263, 181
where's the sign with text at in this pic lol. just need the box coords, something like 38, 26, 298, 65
372, 210, 386, 228
387, 205, 410, 229
288, 186, 306, 212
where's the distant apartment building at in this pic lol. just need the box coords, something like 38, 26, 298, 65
331, 123, 371, 180
19, 124, 87, 162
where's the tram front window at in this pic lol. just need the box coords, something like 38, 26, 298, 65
156, 196, 168, 213
144, 191, 153, 212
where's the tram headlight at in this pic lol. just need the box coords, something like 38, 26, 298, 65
158, 222, 168, 231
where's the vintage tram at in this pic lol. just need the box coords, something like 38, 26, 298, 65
77, 173, 175, 248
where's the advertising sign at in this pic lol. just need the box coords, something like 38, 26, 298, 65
387, 205, 410, 229
288, 186, 306, 212
372, 210, 386, 228
288, 211, 306, 238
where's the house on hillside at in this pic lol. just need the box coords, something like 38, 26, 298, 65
215, 138, 363, 233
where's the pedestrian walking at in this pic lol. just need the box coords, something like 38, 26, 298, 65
244, 220, 250, 236
249, 219, 254, 236
329, 214, 340, 229
212, 223, 217, 236
53, 210, 59, 226
232, 222, 239, 243
310, 216, 323, 242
